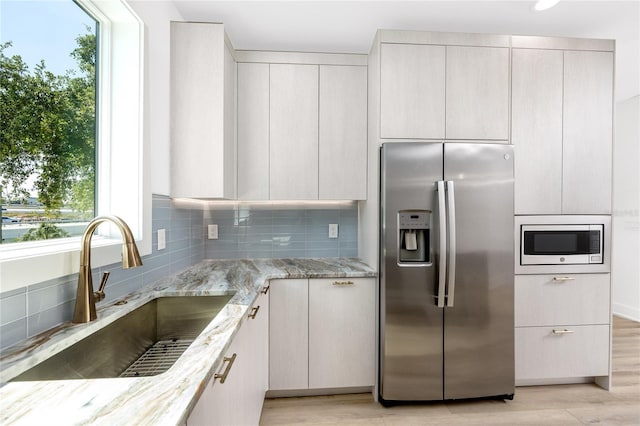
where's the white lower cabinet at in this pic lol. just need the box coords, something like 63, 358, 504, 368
515, 273, 611, 386
269, 278, 309, 390
515, 274, 610, 327
188, 287, 269, 425
515, 325, 610, 380
269, 277, 376, 391
309, 278, 375, 388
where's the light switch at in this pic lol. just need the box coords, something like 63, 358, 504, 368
329, 223, 339, 239
208, 224, 219, 240
158, 229, 166, 250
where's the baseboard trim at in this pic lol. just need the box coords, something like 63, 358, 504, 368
613, 303, 640, 322
266, 386, 373, 398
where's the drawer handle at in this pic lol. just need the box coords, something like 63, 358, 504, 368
333, 281, 354, 286
261, 284, 270, 294
214, 353, 237, 383
552, 277, 575, 282
552, 329, 575, 335
248, 305, 260, 319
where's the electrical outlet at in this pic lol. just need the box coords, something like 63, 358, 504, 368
158, 229, 166, 250
208, 224, 219, 240
328, 223, 339, 239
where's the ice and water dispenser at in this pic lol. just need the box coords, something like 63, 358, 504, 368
397, 210, 431, 265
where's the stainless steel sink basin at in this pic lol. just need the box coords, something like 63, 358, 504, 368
12, 295, 233, 381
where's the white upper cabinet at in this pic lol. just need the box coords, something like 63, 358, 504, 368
319, 65, 368, 200
511, 47, 614, 215
170, 22, 236, 199
237, 63, 270, 200
512, 49, 563, 214
378, 41, 509, 141
269, 64, 319, 200
562, 50, 614, 214
445, 46, 510, 140
235, 53, 368, 201
380, 43, 446, 139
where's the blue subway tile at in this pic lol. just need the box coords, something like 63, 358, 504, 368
305, 248, 340, 258
0, 291, 26, 325
27, 300, 74, 338
27, 280, 76, 316
0, 319, 27, 350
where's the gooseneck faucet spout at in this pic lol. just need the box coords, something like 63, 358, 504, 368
72, 215, 143, 323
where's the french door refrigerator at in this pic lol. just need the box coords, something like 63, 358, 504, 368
379, 142, 514, 404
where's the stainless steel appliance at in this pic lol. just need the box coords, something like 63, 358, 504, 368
379, 142, 514, 404
515, 215, 611, 275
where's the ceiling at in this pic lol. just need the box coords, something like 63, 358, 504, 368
172, 1, 640, 101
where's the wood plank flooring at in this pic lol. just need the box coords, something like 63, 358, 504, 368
260, 316, 640, 425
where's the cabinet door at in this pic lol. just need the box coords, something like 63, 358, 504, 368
171, 22, 231, 199
380, 43, 446, 139
269, 64, 319, 200
515, 274, 610, 327
269, 279, 309, 390
237, 63, 270, 200
446, 46, 509, 140
319, 65, 368, 200
222, 44, 237, 199
308, 278, 375, 388
188, 318, 248, 426
562, 51, 614, 214
512, 49, 563, 214
244, 288, 269, 424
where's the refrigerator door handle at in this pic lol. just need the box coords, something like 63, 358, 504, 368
437, 181, 447, 308
446, 180, 456, 307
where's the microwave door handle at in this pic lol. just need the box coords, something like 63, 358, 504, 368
446, 181, 456, 307
437, 181, 447, 308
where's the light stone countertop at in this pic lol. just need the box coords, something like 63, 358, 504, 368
0, 258, 376, 426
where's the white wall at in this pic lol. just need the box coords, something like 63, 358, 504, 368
612, 95, 640, 321
128, 1, 183, 196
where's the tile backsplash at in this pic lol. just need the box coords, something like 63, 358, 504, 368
203, 202, 358, 259
0, 197, 359, 352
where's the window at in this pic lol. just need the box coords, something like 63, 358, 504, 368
0, 0, 97, 244
0, 0, 149, 292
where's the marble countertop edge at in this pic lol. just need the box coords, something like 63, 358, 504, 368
0, 258, 376, 426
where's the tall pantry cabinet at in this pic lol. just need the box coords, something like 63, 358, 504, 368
511, 36, 615, 390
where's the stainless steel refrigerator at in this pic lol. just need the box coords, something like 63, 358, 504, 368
379, 142, 514, 404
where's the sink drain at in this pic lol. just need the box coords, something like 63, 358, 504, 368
120, 338, 194, 377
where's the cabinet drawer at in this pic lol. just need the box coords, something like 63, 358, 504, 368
515, 325, 609, 380
515, 274, 610, 327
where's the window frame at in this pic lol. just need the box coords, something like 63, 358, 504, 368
0, 0, 150, 293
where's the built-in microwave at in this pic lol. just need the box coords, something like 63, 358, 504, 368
515, 215, 611, 274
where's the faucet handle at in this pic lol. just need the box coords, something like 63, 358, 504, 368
94, 271, 110, 302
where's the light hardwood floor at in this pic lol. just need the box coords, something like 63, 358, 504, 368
260, 316, 640, 425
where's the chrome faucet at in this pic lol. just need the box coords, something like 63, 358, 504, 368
72, 215, 143, 323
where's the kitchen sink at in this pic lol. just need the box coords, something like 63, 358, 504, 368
11, 295, 233, 381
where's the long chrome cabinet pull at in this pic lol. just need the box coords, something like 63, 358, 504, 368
553, 277, 575, 282
332, 281, 354, 286
436, 181, 447, 308
248, 305, 260, 319
552, 329, 575, 335
446, 181, 456, 308
214, 353, 237, 383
